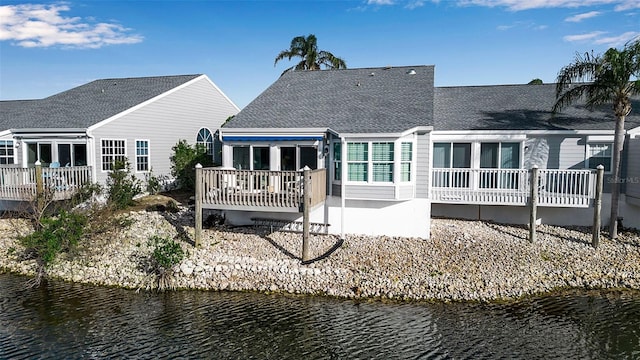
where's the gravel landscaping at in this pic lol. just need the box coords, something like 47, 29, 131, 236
1, 205, 639, 302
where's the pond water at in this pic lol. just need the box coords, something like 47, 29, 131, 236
1, 273, 639, 359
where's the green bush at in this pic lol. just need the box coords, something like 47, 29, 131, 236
107, 159, 142, 210
170, 140, 213, 191
150, 235, 185, 270
145, 168, 163, 195
20, 210, 88, 266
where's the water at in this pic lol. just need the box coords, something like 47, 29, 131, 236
1, 273, 639, 359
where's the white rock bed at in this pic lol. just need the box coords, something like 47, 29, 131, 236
1, 209, 639, 302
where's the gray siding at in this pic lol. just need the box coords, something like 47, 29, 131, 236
90, 77, 238, 185
416, 132, 430, 198
626, 138, 640, 201
524, 135, 586, 170
345, 185, 395, 200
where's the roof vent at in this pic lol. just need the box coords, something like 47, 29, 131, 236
407, 69, 416, 75
369, 72, 375, 76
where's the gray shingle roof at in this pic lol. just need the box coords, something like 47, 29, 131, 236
224, 66, 435, 134
0, 74, 202, 130
435, 84, 640, 131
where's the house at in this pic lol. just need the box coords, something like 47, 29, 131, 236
201, 65, 640, 238
0, 74, 239, 207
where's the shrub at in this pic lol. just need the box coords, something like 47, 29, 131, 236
107, 159, 142, 210
20, 210, 88, 286
170, 140, 212, 191
145, 168, 163, 195
149, 235, 185, 291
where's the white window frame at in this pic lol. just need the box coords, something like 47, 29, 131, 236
343, 138, 415, 184
101, 139, 127, 172
135, 139, 150, 173
0, 140, 15, 165
586, 142, 613, 173
479, 142, 521, 169
196, 128, 214, 156
400, 142, 412, 182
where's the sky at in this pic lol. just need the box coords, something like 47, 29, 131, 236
0, 0, 638, 109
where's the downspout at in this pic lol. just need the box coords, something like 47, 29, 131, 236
86, 130, 97, 183
340, 136, 346, 240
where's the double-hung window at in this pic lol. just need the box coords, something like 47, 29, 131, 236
0, 140, 14, 165
400, 142, 412, 182
372, 142, 394, 182
333, 142, 341, 181
347, 142, 368, 182
101, 139, 126, 171
136, 140, 150, 172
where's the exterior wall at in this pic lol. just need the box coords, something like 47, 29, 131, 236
432, 193, 639, 230
223, 196, 432, 239
90, 76, 238, 186
415, 132, 430, 198
524, 135, 586, 169
625, 137, 640, 205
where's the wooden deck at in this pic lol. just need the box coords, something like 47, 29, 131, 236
197, 168, 326, 212
0, 166, 92, 202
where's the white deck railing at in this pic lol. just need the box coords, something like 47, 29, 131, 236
431, 168, 595, 207
0, 166, 93, 201
198, 168, 326, 210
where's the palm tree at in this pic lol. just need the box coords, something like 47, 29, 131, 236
274, 34, 346, 73
553, 38, 640, 239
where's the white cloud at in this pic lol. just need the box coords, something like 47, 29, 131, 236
563, 30, 640, 47
367, 0, 395, 5
565, 11, 602, 22
563, 31, 607, 42
0, 3, 143, 49
456, 0, 632, 11
594, 31, 640, 46
405, 0, 426, 9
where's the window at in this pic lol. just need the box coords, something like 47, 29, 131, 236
480, 142, 520, 189
347, 142, 368, 182
400, 142, 412, 182
101, 139, 126, 171
372, 142, 394, 182
333, 142, 341, 181
588, 143, 612, 172
253, 147, 270, 170
300, 146, 317, 170
280, 147, 296, 171
27, 143, 52, 167
73, 144, 87, 166
0, 140, 14, 165
196, 128, 214, 156
233, 146, 250, 170
433, 143, 471, 188
136, 140, 150, 172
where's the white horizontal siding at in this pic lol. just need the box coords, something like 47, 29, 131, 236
345, 185, 395, 200
416, 132, 430, 198
626, 138, 640, 201
90, 77, 238, 185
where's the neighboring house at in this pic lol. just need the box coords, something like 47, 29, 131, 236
206, 65, 640, 238
0, 74, 239, 207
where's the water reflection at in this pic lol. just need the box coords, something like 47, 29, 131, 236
1, 274, 639, 359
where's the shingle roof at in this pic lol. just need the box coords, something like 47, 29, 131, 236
0, 74, 202, 130
434, 84, 640, 131
224, 66, 435, 134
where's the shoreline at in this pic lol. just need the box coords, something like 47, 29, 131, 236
1, 208, 640, 302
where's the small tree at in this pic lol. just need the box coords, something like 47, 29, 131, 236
107, 159, 142, 210
170, 140, 212, 191
149, 235, 185, 291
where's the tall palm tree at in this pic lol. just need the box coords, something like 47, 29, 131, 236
274, 34, 346, 73
553, 38, 640, 239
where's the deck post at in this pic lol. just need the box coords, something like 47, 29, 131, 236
195, 163, 203, 247
529, 165, 539, 243
35, 161, 43, 210
302, 167, 311, 262
592, 165, 604, 248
